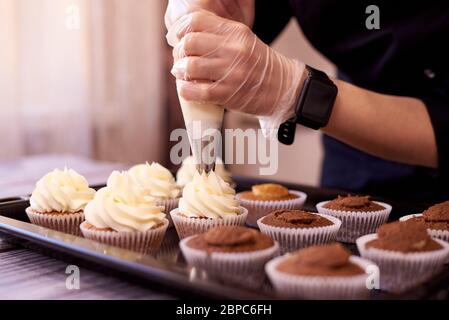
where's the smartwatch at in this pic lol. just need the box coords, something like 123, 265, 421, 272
278, 65, 338, 145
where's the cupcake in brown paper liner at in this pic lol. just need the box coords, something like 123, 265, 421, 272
171, 170, 246, 239
80, 171, 168, 253
400, 200, 449, 242
26, 168, 96, 236
180, 225, 279, 288
128, 162, 181, 227
356, 220, 449, 293
257, 209, 341, 254
236, 183, 307, 227
266, 243, 375, 299
316, 195, 391, 243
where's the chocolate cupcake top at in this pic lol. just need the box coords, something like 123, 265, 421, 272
276, 243, 364, 276
367, 220, 442, 253
261, 209, 334, 228
239, 183, 298, 201
417, 201, 449, 231
186, 226, 274, 253
323, 195, 384, 212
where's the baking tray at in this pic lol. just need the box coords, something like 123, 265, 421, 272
0, 176, 448, 300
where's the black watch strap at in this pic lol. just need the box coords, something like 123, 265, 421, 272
278, 65, 338, 145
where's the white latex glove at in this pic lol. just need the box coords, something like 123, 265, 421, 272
168, 11, 306, 137
165, 0, 255, 47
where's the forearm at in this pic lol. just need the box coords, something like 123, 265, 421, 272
322, 80, 438, 168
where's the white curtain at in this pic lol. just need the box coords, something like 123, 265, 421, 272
0, 0, 166, 164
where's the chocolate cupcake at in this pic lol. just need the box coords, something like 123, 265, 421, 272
316, 195, 391, 243
257, 209, 341, 254
400, 200, 449, 242
356, 220, 449, 293
266, 243, 375, 299
180, 226, 279, 287
236, 184, 307, 227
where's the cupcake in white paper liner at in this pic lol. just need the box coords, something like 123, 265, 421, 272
81, 171, 169, 253
237, 190, 307, 228
173, 170, 245, 239
316, 200, 391, 243
356, 233, 449, 293
400, 214, 449, 243
156, 198, 179, 227
80, 219, 169, 253
26, 168, 96, 236
128, 162, 181, 228
266, 255, 375, 299
171, 207, 248, 239
257, 212, 342, 254
26, 208, 84, 236
180, 230, 279, 288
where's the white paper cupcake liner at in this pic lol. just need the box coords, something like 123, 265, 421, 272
400, 213, 449, 243
26, 207, 84, 236
356, 233, 449, 293
257, 213, 342, 254
180, 236, 279, 288
170, 207, 248, 240
236, 190, 307, 228
80, 219, 169, 253
266, 255, 375, 299
156, 198, 179, 228
316, 201, 392, 243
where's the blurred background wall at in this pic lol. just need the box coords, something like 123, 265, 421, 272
0, 0, 166, 164
0, 0, 335, 188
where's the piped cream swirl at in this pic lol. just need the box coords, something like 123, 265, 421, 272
178, 171, 240, 219
128, 162, 180, 199
84, 171, 165, 232
176, 156, 233, 187
29, 168, 95, 213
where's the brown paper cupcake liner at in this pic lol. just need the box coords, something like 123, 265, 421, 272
170, 207, 248, 240
356, 233, 449, 293
180, 236, 279, 288
156, 197, 179, 228
80, 219, 169, 253
400, 214, 449, 243
236, 190, 307, 228
316, 201, 392, 243
257, 213, 342, 254
26, 207, 84, 236
265, 255, 375, 299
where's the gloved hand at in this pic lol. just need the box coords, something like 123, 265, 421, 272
165, 0, 255, 47
167, 11, 306, 137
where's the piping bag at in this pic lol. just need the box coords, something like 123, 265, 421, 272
166, 1, 224, 173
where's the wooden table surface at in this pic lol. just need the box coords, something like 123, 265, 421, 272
0, 233, 175, 299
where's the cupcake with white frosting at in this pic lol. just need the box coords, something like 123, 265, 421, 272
170, 170, 247, 239
26, 168, 95, 236
128, 162, 180, 226
176, 156, 235, 188
80, 171, 168, 253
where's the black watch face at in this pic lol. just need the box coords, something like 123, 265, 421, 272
302, 79, 338, 124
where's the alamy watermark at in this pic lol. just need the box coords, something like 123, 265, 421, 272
65, 4, 81, 30
170, 121, 279, 175
65, 265, 80, 290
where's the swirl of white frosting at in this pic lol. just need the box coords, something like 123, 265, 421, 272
84, 171, 165, 232
176, 156, 233, 187
128, 162, 180, 199
29, 168, 95, 213
178, 170, 240, 219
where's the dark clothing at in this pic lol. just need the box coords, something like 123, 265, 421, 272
253, 0, 449, 202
